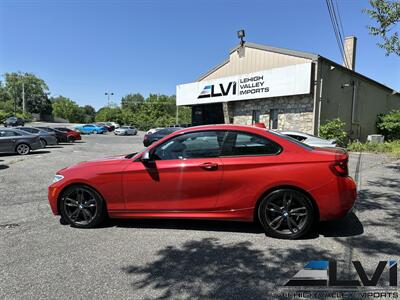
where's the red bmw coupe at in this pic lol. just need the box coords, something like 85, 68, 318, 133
48, 125, 356, 239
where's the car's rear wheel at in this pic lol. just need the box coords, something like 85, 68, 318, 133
40, 139, 47, 148
59, 185, 106, 228
16, 143, 30, 155
258, 189, 315, 239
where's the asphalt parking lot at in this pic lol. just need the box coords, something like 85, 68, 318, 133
1, 125, 399, 299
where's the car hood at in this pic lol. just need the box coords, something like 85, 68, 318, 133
58, 155, 129, 173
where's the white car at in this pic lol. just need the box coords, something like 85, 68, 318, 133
114, 126, 137, 136
280, 131, 337, 148
146, 127, 163, 135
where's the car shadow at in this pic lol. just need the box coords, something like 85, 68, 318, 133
99, 212, 363, 238
0, 164, 9, 170
0, 150, 51, 157
45, 146, 64, 149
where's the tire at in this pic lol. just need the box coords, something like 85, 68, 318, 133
16, 143, 30, 155
40, 139, 47, 148
67, 136, 75, 143
258, 189, 315, 239
59, 185, 106, 228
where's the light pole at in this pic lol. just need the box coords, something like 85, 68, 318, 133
105, 92, 114, 107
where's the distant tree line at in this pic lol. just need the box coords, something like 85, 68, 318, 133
0, 72, 191, 129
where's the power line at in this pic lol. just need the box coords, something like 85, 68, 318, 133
325, 0, 350, 68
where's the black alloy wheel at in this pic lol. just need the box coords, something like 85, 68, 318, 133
40, 139, 47, 148
258, 189, 315, 239
59, 185, 106, 228
67, 136, 75, 143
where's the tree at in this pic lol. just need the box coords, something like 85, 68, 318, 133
95, 107, 123, 124
364, 0, 400, 56
82, 105, 96, 122
4, 72, 52, 114
121, 93, 145, 112
51, 96, 81, 122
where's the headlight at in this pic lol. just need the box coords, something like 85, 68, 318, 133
53, 174, 64, 183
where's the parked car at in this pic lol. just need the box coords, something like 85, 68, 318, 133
74, 124, 107, 134
17, 126, 58, 147
146, 127, 163, 135
143, 127, 183, 147
4, 117, 25, 127
0, 128, 42, 155
114, 126, 137, 136
36, 127, 68, 143
96, 123, 114, 132
54, 128, 82, 142
48, 125, 357, 239
280, 131, 337, 148
106, 122, 119, 129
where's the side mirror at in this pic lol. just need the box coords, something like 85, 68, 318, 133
141, 150, 151, 162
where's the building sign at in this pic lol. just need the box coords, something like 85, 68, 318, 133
176, 63, 312, 106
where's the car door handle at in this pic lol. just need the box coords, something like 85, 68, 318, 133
200, 162, 219, 171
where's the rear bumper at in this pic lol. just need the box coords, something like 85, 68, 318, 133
310, 176, 357, 221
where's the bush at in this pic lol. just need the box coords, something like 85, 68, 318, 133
376, 110, 400, 141
319, 118, 347, 146
348, 140, 400, 157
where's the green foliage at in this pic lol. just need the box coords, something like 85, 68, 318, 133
319, 118, 347, 146
348, 140, 400, 157
121, 93, 145, 112
2, 72, 52, 114
95, 93, 192, 131
376, 109, 400, 141
95, 107, 123, 124
52, 96, 91, 123
363, 0, 400, 56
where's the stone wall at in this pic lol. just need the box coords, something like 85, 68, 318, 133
229, 95, 314, 133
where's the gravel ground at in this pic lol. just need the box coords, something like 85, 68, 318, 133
0, 125, 399, 299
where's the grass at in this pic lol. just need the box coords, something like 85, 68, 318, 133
347, 140, 400, 157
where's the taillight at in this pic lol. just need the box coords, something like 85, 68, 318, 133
331, 160, 349, 176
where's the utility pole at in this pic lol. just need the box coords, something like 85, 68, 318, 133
22, 81, 26, 114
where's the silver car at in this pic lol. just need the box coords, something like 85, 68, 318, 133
114, 126, 138, 136
280, 131, 337, 148
0, 128, 43, 155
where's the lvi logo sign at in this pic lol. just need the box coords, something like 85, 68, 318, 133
285, 260, 398, 287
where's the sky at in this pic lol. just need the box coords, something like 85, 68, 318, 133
0, 0, 399, 110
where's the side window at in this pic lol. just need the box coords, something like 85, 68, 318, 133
222, 131, 281, 156
152, 131, 226, 160
0, 130, 17, 137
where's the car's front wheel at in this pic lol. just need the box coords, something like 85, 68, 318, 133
67, 136, 75, 143
258, 189, 315, 239
59, 185, 106, 228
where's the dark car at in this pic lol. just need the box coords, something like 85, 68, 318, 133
17, 126, 58, 147
36, 127, 68, 143
4, 117, 25, 127
143, 127, 183, 147
54, 127, 82, 142
0, 128, 42, 155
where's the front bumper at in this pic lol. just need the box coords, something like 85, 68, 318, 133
45, 136, 58, 145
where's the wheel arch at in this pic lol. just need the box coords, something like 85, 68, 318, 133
253, 185, 320, 223
57, 182, 109, 217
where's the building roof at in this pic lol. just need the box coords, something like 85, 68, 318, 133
197, 41, 398, 93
